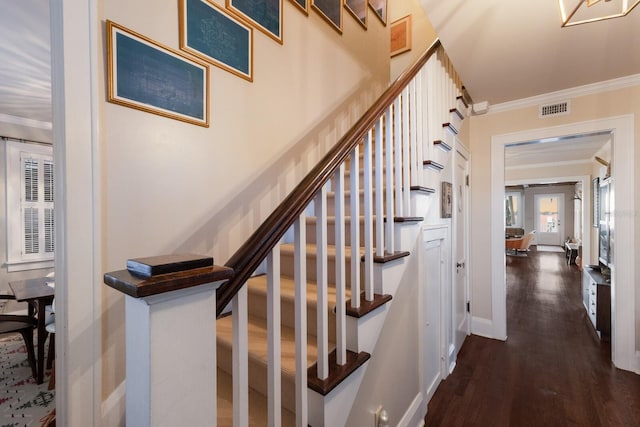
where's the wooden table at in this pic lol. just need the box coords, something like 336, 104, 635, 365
9, 277, 54, 384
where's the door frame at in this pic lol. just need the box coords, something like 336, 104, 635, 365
452, 141, 471, 351
490, 116, 637, 373
533, 192, 565, 246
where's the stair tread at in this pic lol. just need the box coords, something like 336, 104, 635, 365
280, 242, 365, 257
248, 274, 348, 304
217, 314, 335, 377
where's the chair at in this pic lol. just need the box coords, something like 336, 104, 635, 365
506, 231, 536, 255
0, 295, 37, 379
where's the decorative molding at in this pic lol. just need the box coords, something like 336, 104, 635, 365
488, 73, 640, 115
0, 113, 52, 130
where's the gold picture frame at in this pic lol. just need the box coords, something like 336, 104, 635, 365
106, 20, 210, 127
390, 14, 411, 57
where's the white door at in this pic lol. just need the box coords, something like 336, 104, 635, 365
421, 226, 447, 400
534, 193, 564, 246
453, 148, 470, 359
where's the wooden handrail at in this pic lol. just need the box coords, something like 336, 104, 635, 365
217, 39, 442, 316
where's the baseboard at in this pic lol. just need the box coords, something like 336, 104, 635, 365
635, 351, 640, 375
397, 392, 426, 427
471, 316, 494, 339
101, 380, 126, 427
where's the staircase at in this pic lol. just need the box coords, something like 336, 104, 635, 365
211, 42, 469, 426
104, 40, 470, 427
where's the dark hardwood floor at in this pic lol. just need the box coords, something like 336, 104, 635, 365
425, 246, 640, 426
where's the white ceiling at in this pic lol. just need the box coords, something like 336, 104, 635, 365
0, 0, 51, 130
419, 0, 640, 105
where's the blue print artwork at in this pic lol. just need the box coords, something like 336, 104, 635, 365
185, 0, 251, 78
231, 0, 281, 39
116, 32, 205, 120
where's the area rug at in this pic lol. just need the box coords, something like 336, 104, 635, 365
0, 334, 55, 426
536, 245, 564, 253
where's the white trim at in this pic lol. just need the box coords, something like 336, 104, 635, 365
51, 0, 102, 425
101, 381, 126, 427
635, 351, 640, 375
488, 74, 640, 115
491, 115, 636, 372
470, 316, 494, 339
397, 392, 426, 427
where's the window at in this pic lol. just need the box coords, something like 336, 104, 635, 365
5, 140, 54, 271
505, 191, 522, 228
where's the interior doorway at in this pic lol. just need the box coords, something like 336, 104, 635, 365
490, 116, 636, 373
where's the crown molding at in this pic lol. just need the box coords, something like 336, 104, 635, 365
488, 73, 640, 115
0, 113, 52, 130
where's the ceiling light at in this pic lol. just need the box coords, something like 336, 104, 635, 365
559, 0, 640, 27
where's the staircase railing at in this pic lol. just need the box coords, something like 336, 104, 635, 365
217, 39, 443, 317
212, 38, 468, 426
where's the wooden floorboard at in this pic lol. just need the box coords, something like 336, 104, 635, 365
425, 246, 640, 426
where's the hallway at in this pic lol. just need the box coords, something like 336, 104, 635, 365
424, 247, 640, 426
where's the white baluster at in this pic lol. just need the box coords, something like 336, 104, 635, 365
363, 130, 374, 302
409, 80, 418, 188
402, 87, 411, 214
374, 117, 384, 257
267, 248, 281, 426
232, 286, 248, 427
385, 106, 395, 254
334, 165, 347, 365
315, 186, 329, 379
416, 70, 425, 188
350, 145, 361, 309
294, 215, 307, 427
393, 97, 403, 217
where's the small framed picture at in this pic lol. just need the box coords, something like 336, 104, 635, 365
441, 181, 453, 218
290, 0, 309, 15
390, 14, 411, 57
368, 0, 387, 25
227, 0, 283, 44
345, 0, 367, 29
312, 0, 343, 33
106, 20, 210, 127
179, 0, 253, 82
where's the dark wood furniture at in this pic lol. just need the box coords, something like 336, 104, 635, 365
9, 277, 55, 384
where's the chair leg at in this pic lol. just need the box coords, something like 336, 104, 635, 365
19, 328, 37, 380
47, 333, 55, 370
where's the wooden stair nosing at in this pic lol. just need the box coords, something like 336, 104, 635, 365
423, 160, 444, 171
410, 185, 436, 194
433, 139, 452, 152
345, 292, 392, 318
307, 349, 370, 396
457, 95, 469, 108
393, 216, 424, 223
449, 108, 465, 120
359, 250, 410, 263
442, 122, 458, 134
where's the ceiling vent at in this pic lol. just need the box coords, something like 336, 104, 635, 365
539, 101, 570, 118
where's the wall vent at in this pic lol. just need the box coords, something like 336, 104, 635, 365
539, 101, 570, 118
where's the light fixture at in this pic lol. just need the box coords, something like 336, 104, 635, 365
559, 0, 640, 27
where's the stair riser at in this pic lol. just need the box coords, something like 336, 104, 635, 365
280, 250, 365, 288
306, 218, 378, 247
247, 286, 338, 343
325, 191, 389, 217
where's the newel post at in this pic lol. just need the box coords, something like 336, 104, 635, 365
104, 254, 233, 427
